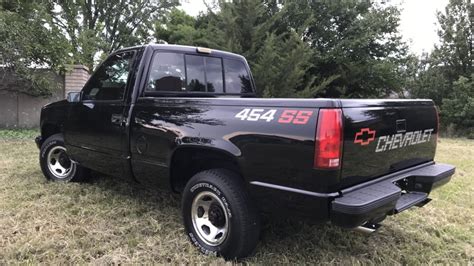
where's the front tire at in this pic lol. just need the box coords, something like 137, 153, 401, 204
182, 169, 260, 260
39, 133, 89, 182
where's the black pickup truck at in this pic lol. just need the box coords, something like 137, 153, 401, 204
36, 44, 455, 259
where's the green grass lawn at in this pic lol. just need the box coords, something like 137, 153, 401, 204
0, 130, 472, 264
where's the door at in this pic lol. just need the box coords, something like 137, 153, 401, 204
64, 51, 136, 178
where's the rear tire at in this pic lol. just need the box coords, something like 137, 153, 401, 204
182, 169, 260, 260
39, 133, 89, 182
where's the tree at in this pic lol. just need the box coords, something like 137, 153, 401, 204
252, 32, 313, 98
412, 0, 473, 101
163, 1, 408, 98
408, 0, 473, 134
157, 1, 314, 97
0, 1, 70, 96
406, 54, 452, 105
154, 8, 209, 46
442, 74, 474, 137
49, 0, 176, 70
1, 0, 176, 96
432, 0, 473, 81
281, 1, 409, 98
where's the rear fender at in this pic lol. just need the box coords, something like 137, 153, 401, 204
169, 141, 243, 192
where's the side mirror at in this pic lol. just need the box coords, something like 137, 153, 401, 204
67, 91, 81, 103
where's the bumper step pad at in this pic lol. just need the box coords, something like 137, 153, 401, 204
330, 163, 455, 228
394, 191, 428, 213
332, 182, 400, 215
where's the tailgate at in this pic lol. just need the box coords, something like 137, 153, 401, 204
339, 100, 438, 188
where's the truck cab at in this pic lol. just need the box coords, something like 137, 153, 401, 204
60, 45, 255, 182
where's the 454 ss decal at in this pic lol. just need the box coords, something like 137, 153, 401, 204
235, 108, 313, 125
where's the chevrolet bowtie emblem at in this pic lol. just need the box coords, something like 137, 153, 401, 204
354, 128, 376, 146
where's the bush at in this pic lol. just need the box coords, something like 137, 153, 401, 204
441, 75, 474, 138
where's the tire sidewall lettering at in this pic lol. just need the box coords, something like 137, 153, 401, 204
188, 232, 218, 256
190, 182, 221, 195
41, 140, 58, 158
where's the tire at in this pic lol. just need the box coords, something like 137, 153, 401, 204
39, 133, 89, 182
182, 169, 260, 260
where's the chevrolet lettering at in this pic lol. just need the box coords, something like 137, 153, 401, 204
375, 129, 435, 152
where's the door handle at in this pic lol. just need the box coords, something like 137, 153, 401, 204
111, 114, 126, 127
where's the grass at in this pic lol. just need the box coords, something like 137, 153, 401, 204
0, 130, 472, 264
0, 128, 39, 140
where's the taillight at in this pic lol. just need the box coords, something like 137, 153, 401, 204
314, 109, 343, 169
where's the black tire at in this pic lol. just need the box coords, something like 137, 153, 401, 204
39, 133, 89, 182
182, 169, 260, 260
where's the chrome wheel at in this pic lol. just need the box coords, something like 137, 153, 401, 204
47, 146, 75, 179
191, 191, 229, 246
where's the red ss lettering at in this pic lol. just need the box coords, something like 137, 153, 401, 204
278, 110, 314, 125
278, 110, 298, 123
293, 111, 313, 124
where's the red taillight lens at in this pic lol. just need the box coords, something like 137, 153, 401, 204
314, 109, 343, 169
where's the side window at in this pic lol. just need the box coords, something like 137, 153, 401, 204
185, 55, 206, 92
145, 52, 226, 94
82, 51, 134, 101
185, 55, 223, 93
205, 57, 224, 92
224, 58, 253, 94
146, 53, 186, 91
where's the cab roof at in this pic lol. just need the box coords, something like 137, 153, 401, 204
117, 44, 246, 61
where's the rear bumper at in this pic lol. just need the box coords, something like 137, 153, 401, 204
330, 162, 455, 228
249, 162, 454, 227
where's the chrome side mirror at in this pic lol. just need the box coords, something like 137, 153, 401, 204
66, 91, 81, 103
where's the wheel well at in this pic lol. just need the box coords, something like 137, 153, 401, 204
41, 124, 61, 140
170, 147, 242, 193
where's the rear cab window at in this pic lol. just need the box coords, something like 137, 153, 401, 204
146, 52, 186, 92
144, 50, 254, 95
223, 58, 253, 94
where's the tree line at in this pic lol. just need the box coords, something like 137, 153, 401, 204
0, 0, 472, 136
